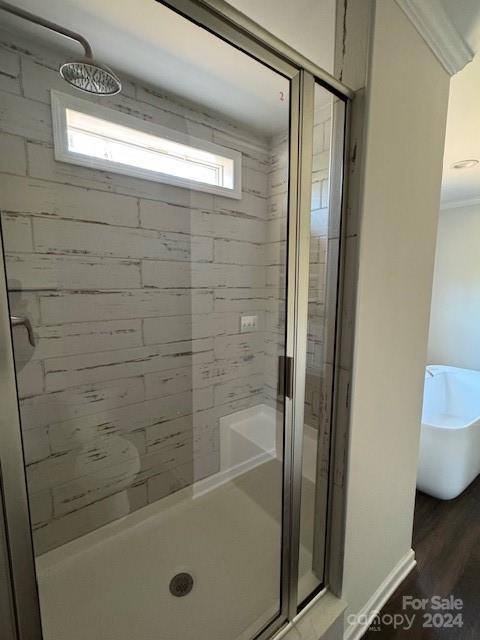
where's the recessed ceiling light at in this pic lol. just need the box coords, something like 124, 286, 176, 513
452, 159, 479, 169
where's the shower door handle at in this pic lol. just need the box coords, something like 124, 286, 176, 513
279, 355, 294, 399
10, 316, 35, 347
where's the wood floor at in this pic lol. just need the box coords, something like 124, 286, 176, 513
363, 475, 480, 639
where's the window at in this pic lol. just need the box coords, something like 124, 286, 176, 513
51, 91, 242, 199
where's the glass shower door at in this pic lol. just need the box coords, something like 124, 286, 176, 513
0, 2, 293, 639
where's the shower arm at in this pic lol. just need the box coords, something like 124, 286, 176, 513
0, 0, 93, 59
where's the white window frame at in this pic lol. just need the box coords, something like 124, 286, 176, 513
50, 90, 242, 199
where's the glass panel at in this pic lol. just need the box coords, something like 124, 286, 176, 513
297, 84, 345, 606
0, 3, 290, 638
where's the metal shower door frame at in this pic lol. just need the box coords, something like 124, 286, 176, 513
0, 229, 43, 640
0, 1, 352, 639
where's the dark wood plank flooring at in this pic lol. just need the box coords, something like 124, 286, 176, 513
363, 475, 480, 638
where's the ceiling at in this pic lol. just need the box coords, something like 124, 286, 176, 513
1, 0, 292, 136
0, 0, 335, 137
436, 1, 480, 207
441, 53, 480, 206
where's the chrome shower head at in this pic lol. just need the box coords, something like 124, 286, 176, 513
60, 59, 122, 96
0, 0, 122, 96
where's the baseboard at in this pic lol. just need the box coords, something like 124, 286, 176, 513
344, 549, 416, 640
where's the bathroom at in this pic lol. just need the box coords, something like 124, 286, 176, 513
3, 2, 477, 640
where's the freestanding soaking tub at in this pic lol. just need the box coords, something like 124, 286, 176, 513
418, 365, 480, 499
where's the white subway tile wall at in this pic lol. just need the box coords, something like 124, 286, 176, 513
0, 29, 290, 554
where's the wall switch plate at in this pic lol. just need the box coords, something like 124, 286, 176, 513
240, 315, 258, 333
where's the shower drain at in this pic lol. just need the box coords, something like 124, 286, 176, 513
169, 572, 194, 597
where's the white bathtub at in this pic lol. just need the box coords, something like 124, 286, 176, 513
418, 365, 480, 500
36, 405, 321, 640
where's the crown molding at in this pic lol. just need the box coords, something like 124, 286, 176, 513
395, 0, 473, 75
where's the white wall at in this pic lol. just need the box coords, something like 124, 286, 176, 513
226, 0, 335, 72
341, 0, 450, 633
428, 204, 480, 370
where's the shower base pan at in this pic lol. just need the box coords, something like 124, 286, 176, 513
35, 404, 319, 640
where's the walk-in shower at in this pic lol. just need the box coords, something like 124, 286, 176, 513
0, 1, 351, 639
